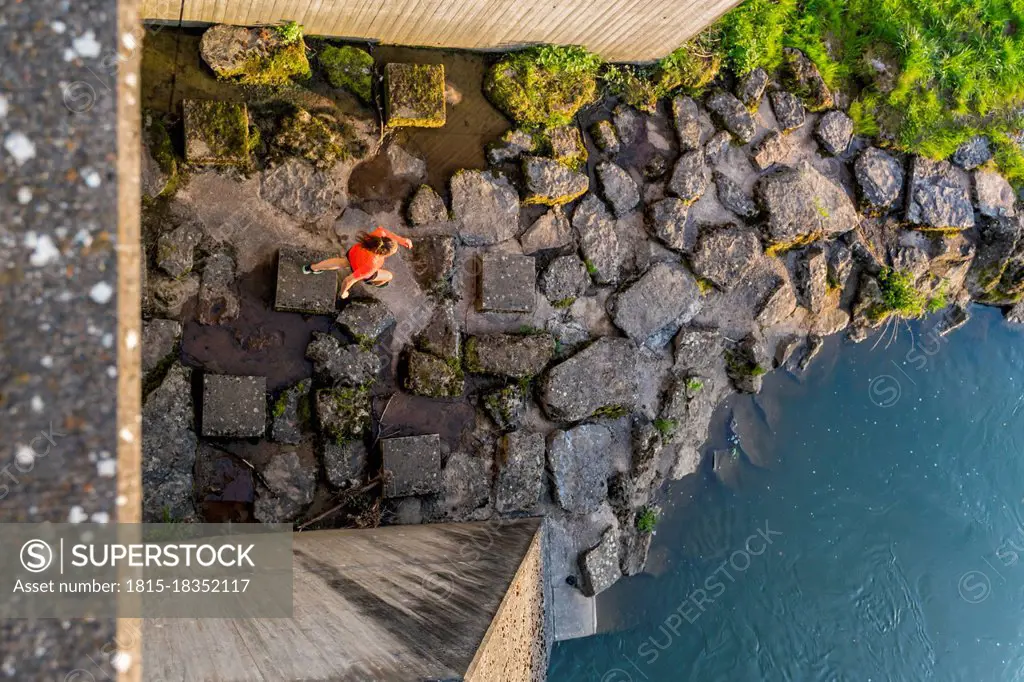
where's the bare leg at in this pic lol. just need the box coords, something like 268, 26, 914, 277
367, 269, 393, 286
339, 273, 360, 299
309, 257, 348, 272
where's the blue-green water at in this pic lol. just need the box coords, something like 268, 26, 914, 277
549, 306, 1024, 682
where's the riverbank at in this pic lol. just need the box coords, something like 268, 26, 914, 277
138, 17, 1023, 641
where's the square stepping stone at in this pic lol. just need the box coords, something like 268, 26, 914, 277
183, 99, 251, 166
275, 247, 338, 315
385, 63, 446, 128
381, 434, 442, 498
202, 374, 266, 437
479, 252, 536, 313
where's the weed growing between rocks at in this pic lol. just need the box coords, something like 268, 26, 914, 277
636, 507, 659, 533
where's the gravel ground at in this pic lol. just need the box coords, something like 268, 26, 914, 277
0, 0, 127, 677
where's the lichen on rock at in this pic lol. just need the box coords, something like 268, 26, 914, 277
385, 63, 446, 128
319, 44, 374, 102
272, 108, 353, 170
199, 24, 311, 86
183, 99, 252, 166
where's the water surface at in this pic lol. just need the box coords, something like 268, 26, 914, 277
550, 306, 1024, 682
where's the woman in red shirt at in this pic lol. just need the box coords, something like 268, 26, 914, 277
303, 226, 413, 299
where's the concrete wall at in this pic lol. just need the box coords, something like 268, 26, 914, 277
142, 519, 545, 681
138, 0, 742, 61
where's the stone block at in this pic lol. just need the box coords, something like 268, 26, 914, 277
479, 252, 536, 313
385, 63, 446, 128
275, 247, 338, 315
382, 434, 442, 498
183, 99, 251, 166
494, 431, 544, 513
202, 374, 266, 437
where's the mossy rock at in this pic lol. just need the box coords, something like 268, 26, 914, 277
385, 63, 446, 128
273, 108, 350, 169
545, 125, 588, 171
199, 25, 310, 86
320, 45, 375, 103
315, 386, 371, 444
484, 46, 600, 129
142, 113, 179, 198
183, 99, 251, 166
404, 350, 464, 398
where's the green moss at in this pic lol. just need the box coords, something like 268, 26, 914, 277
725, 348, 766, 380
271, 392, 289, 418
552, 297, 576, 309
926, 280, 949, 314
385, 63, 446, 128
543, 125, 588, 171
145, 115, 179, 196
184, 100, 251, 165
584, 259, 598, 276
216, 30, 310, 86
636, 507, 659, 534
592, 404, 629, 419
320, 45, 375, 103
765, 232, 821, 258
274, 20, 303, 46
318, 386, 371, 444
653, 418, 677, 437
686, 378, 704, 392
484, 45, 601, 129
695, 277, 715, 295
464, 336, 481, 373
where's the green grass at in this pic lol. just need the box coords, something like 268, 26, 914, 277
275, 20, 303, 46
926, 280, 949, 313
686, 378, 704, 392
711, 0, 1024, 185
636, 507, 659, 533
875, 267, 928, 319
653, 418, 677, 437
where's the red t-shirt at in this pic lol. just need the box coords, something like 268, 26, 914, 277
346, 227, 412, 280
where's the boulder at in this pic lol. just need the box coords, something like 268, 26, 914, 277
671, 95, 702, 152
540, 254, 589, 303
414, 301, 460, 361
690, 223, 762, 290
144, 272, 199, 320
275, 247, 338, 315
407, 184, 448, 225
611, 262, 702, 347
750, 130, 790, 171
336, 299, 395, 344
827, 241, 854, 290
494, 431, 545, 513
465, 333, 555, 378
854, 147, 903, 211
316, 386, 371, 443
755, 274, 798, 328
409, 235, 456, 296
253, 451, 317, 523
519, 206, 573, 254
487, 129, 538, 165
952, 136, 992, 170
596, 161, 640, 217
201, 374, 266, 438
523, 156, 589, 206
156, 225, 201, 279
705, 91, 756, 144
590, 120, 620, 154
323, 439, 368, 488
714, 171, 758, 219
478, 252, 536, 313
423, 451, 492, 521
573, 195, 627, 284
196, 251, 240, 326
142, 365, 197, 522
404, 350, 464, 397
386, 144, 427, 181
736, 68, 768, 110
547, 423, 613, 514
645, 198, 689, 253
141, 318, 181, 378
725, 334, 769, 394
199, 24, 309, 85
273, 109, 352, 171
548, 125, 589, 170
668, 150, 710, 203
966, 215, 1024, 299
756, 162, 859, 251
319, 44, 374, 102
579, 527, 621, 597
385, 63, 446, 128
270, 378, 311, 444
796, 246, 828, 313
540, 337, 640, 422
306, 332, 382, 386
782, 47, 832, 110
704, 130, 731, 164
382, 434, 442, 497
798, 334, 823, 370
674, 326, 723, 373
769, 91, 805, 131
260, 159, 338, 221
974, 170, 1017, 218
450, 170, 520, 245
905, 156, 974, 230
483, 384, 528, 432
613, 104, 646, 148
816, 110, 854, 156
